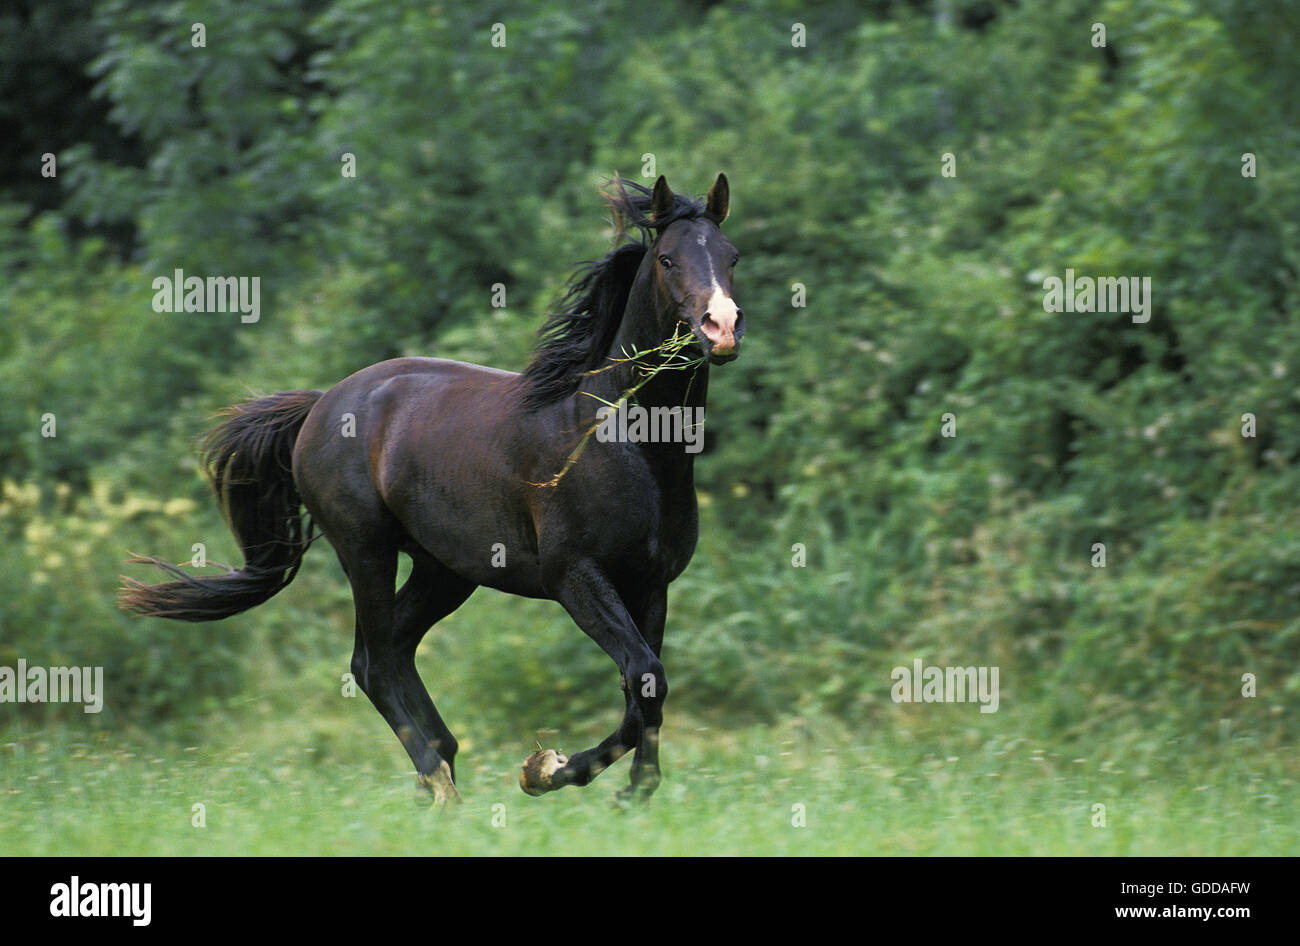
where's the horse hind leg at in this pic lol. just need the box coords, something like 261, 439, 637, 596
343, 546, 475, 805
390, 550, 476, 788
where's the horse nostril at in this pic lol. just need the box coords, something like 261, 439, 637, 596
734, 310, 745, 340
702, 311, 739, 351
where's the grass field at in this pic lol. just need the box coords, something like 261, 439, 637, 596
3, 700, 1294, 856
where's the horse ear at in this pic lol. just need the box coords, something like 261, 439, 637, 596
706, 173, 729, 224
650, 175, 675, 225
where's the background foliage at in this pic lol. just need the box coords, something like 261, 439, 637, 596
2, 0, 1297, 771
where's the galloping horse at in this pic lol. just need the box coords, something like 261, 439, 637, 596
120, 174, 744, 803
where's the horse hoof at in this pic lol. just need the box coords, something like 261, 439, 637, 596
417, 761, 462, 806
520, 749, 568, 796
615, 776, 660, 806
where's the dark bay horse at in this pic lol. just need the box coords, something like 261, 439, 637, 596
120, 174, 744, 804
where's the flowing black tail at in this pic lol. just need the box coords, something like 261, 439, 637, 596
119, 390, 324, 621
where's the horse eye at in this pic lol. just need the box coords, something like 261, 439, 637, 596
731, 256, 739, 267
658, 255, 673, 269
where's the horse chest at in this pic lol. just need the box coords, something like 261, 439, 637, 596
616, 487, 699, 578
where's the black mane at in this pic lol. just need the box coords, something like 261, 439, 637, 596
519, 178, 713, 410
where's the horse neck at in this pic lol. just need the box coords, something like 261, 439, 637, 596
577, 262, 710, 414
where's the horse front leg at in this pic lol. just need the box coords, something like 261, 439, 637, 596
619, 585, 667, 801
519, 565, 666, 799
